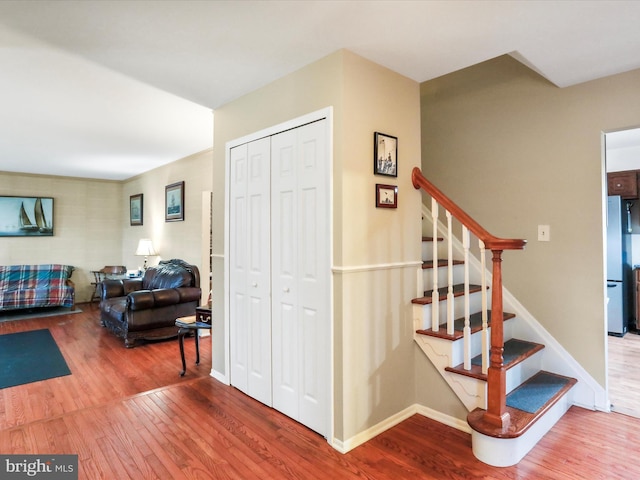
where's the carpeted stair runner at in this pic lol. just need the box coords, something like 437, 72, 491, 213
505, 371, 572, 414
471, 338, 539, 367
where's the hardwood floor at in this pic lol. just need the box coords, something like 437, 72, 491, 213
608, 332, 640, 418
2, 305, 640, 479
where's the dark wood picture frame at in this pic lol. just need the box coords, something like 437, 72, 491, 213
374, 132, 398, 177
165, 181, 185, 222
0, 195, 54, 236
376, 184, 398, 209
130, 193, 143, 226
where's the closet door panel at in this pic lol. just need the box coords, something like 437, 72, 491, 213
271, 120, 328, 436
229, 138, 272, 407
245, 138, 272, 406
271, 128, 300, 417
229, 144, 249, 392
297, 120, 329, 435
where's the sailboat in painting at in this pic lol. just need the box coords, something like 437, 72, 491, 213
19, 202, 39, 232
16, 198, 53, 235
34, 197, 52, 234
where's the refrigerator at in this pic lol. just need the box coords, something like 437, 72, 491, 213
607, 195, 632, 336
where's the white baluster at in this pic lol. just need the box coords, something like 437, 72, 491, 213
431, 198, 439, 332
479, 239, 489, 375
463, 227, 471, 370
446, 210, 454, 335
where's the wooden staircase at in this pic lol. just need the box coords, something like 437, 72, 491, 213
412, 167, 577, 466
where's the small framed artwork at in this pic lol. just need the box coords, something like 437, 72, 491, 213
374, 132, 398, 177
130, 194, 143, 226
376, 184, 398, 209
165, 181, 185, 222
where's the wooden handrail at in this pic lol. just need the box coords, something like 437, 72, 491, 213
412, 168, 526, 251
412, 166, 526, 430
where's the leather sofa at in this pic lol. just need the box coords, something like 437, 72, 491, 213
99, 259, 201, 347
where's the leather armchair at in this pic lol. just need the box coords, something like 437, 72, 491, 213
99, 259, 201, 347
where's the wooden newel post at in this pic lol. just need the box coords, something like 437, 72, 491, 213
484, 249, 510, 429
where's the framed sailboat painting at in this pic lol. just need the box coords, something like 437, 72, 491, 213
0, 196, 54, 237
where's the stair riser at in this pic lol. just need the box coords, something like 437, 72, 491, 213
416, 293, 485, 330
503, 351, 543, 395
421, 241, 450, 262
449, 321, 515, 367
422, 264, 467, 291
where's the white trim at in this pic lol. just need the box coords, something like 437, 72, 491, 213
332, 403, 470, 454
332, 260, 422, 274
210, 369, 229, 385
332, 405, 419, 453
416, 404, 472, 433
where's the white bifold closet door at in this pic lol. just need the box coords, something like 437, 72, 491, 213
271, 120, 329, 436
229, 119, 329, 437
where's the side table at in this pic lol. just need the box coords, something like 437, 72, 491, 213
176, 306, 212, 376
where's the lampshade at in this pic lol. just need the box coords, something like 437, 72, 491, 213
135, 239, 157, 256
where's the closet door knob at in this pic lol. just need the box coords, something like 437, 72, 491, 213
283, 287, 290, 293
252, 282, 258, 288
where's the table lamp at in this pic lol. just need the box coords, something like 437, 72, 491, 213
135, 238, 157, 271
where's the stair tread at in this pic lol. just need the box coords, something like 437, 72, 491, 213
444, 338, 545, 380
416, 311, 516, 341
422, 259, 464, 269
467, 371, 577, 439
412, 283, 484, 305
422, 236, 443, 242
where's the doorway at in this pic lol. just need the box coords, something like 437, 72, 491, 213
605, 126, 640, 418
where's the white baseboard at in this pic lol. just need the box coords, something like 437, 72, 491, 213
332, 405, 419, 453
210, 369, 229, 385
415, 404, 472, 434
332, 404, 470, 454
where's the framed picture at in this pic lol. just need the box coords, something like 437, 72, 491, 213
374, 132, 398, 177
376, 184, 398, 209
165, 181, 185, 222
0, 196, 54, 236
130, 194, 143, 226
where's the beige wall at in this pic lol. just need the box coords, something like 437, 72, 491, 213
212, 50, 421, 444
122, 149, 213, 278
339, 52, 421, 441
421, 55, 640, 388
0, 172, 122, 303
0, 149, 213, 304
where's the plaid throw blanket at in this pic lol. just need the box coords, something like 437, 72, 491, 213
0, 264, 75, 310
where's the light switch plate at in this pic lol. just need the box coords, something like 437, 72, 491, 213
538, 225, 550, 241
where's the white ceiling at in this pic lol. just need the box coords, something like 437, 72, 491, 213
2, 0, 640, 180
